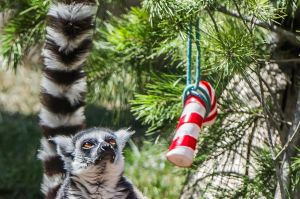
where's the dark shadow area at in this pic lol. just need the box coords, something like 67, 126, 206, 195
0, 111, 42, 199
85, 105, 147, 142
0, 105, 146, 199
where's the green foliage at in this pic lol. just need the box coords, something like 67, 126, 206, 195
143, 0, 208, 27
232, 0, 285, 21
0, 0, 49, 69
125, 140, 185, 199
202, 19, 258, 76
210, 148, 276, 199
87, 7, 158, 106
291, 148, 300, 192
87, 7, 183, 107
131, 74, 183, 134
233, 148, 276, 199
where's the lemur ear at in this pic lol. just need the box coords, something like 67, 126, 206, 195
114, 129, 135, 150
49, 136, 74, 159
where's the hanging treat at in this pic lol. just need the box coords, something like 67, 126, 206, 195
166, 20, 218, 167
166, 81, 217, 167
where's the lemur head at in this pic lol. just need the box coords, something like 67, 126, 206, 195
50, 128, 133, 175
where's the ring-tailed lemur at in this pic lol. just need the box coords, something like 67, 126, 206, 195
37, 0, 145, 198
50, 128, 145, 198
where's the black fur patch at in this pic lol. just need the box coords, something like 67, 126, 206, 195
41, 92, 85, 114
43, 68, 86, 86
47, 15, 94, 39
44, 38, 92, 66
117, 177, 139, 199
41, 124, 85, 138
46, 185, 61, 199
44, 156, 66, 176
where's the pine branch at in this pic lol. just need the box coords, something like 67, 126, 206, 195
242, 72, 282, 133
256, 68, 287, 199
275, 121, 300, 160
259, 59, 300, 63
232, 0, 253, 35
212, 5, 300, 47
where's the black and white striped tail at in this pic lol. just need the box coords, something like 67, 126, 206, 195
38, 0, 97, 198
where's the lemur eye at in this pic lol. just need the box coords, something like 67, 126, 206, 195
82, 142, 94, 149
107, 139, 117, 146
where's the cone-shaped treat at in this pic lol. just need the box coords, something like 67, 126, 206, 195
166, 81, 217, 167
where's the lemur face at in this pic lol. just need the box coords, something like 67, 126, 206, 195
74, 130, 119, 164
51, 128, 133, 173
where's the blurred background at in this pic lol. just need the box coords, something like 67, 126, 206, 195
1, 0, 300, 199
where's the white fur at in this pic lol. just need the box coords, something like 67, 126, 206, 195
42, 47, 90, 71
41, 174, 64, 194
40, 107, 85, 128
46, 3, 96, 53
115, 129, 135, 150
46, 27, 93, 53
41, 76, 87, 105
66, 159, 126, 199
37, 138, 57, 161
48, 3, 97, 21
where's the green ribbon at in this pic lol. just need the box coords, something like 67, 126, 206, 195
183, 20, 211, 116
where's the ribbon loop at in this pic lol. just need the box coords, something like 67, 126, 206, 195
183, 20, 211, 118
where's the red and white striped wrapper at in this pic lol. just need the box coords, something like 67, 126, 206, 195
166, 81, 217, 167
200, 81, 217, 126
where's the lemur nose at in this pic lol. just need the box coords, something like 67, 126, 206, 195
101, 144, 111, 151
99, 143, 112, 152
